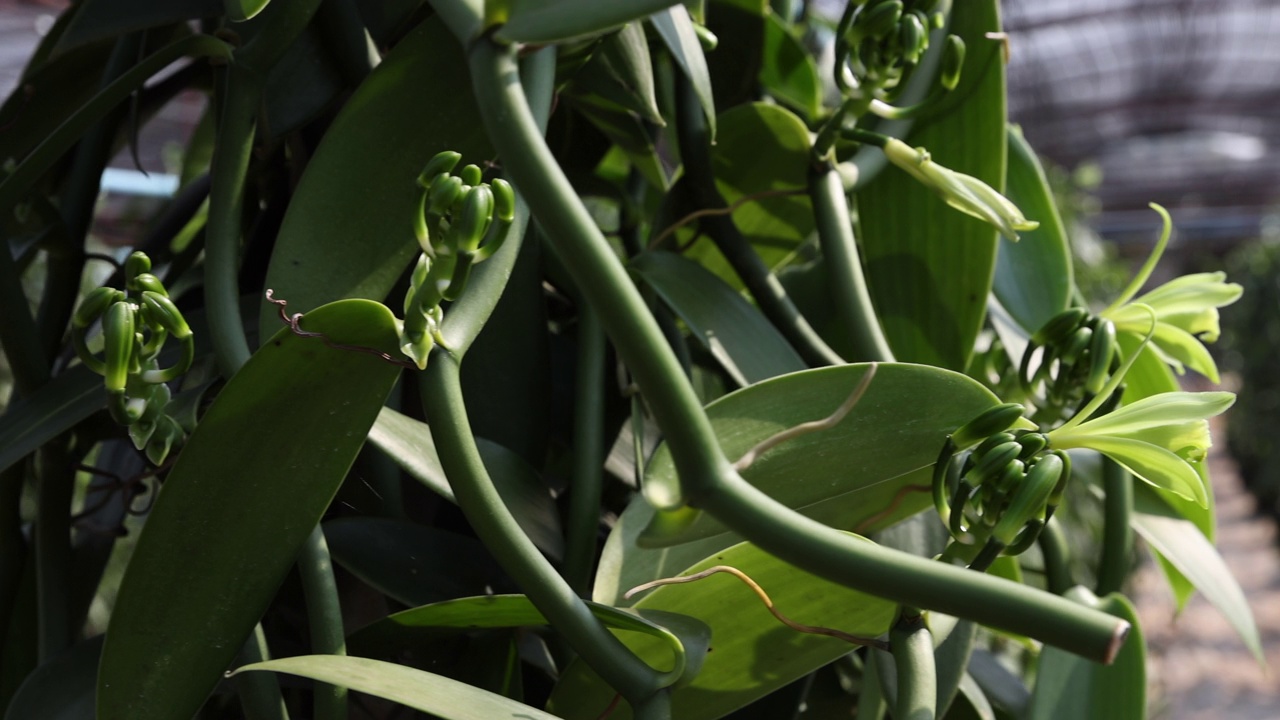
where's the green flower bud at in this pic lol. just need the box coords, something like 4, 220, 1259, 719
940, 35, 965, 91
73, 287, 125, 329
417, 150, 462, 189
991, 453, 1063, 546
459, 164, 483, 188
102, 301, 136, 394
141, 291, 192, 339
856, 0, 903, 41
899, 12, 927, 64
952, 403, 1028, 448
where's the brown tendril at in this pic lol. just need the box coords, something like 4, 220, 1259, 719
625, 565, 889, 650
265, 289, 417, 369
647, 188, 807, 251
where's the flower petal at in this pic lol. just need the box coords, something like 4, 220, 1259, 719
1074, 436, 1208, 507
1133, 272, 1242, 319
1061, 391, 1234, 438
1150, 322, 1221, 382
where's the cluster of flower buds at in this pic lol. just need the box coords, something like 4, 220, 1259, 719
401, 151, 516, 369
837, 0, 962, 95
71, 252, 192, 464
933, 403, 1071, 570
1018, 307, 1118, 422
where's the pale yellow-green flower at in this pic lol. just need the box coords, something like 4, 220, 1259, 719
883, 137, 1039, 241
1100, 204, 1242, 382
1048, 390, 1234, 508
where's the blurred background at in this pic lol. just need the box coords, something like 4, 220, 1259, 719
2, 0, 1277, 716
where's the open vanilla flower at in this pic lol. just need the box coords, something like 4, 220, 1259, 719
882, 137, 1039, 241
1099, 204, 1242, 382
1047, 303, 1234, 507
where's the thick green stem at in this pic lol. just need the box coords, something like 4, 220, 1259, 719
1096, 458, 1133, 596
465, 32, 1129, 665
1038, 520, 1074, 596
233, 624, 291, 720
565, 305, 606, 595
858, 651, 888, 720
671, 73, 844, 368
808, 163, 895, 362
204, 64, 262, 376
297, 526, 347, 720
35, 440, 73, 662
891, 612, 936, 720
421, 356, 669, 714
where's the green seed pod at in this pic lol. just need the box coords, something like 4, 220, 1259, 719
1016, 432, 1047, 460
125, 251, 151, 284
856, 0, 903, 41
952, 403, 1025, 448
73, 287, 125, 329
940, 35, 965, 90
131, 272, 169, 297
459, 164, 483, 188
449, 185, 495, 254
1059, 326, 1093, 366
968, 441, 1021, 485
417, 150, 462, 188
141, 291, 192, 339
102, 301, 136, 394
898, 12, 927, 63
1085, 317, 1117, 394
991, 452, 1063, 546
1031, 307, 1088, 346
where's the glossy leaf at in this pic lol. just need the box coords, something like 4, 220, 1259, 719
1132, 484, 1263, 662
554, 536, 898, 720
226, 0, 271, 22
651, 4, 716, 136
630, 251, 806, 386
683, 102, 815, 289
323, 517, 509, 607
366, 407, 565, 559
0, 366, 103, 475
566, 23, 662, 125
640, 363, 1002, 544
258, 17, 490, 338
856, 1, 1007, 370
995, 126, 1072, 334
349, 594, 709, 689
1028, 589, 1145, 720
499, 0, 683, 43
231, 655, 560, 720
98, 300, 403, 720
760, 10, 820, 119
55, 0, 218, 51
4, 635, 101, 720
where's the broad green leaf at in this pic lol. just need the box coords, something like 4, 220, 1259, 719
0, 366, 102, 475
760, 10, 820, 119
258, 17, 490, 338
231, 655, 560, 720
683, 102, 815, 289
499, 0, 684, 43
55, 0, 218, 51
630, 251, 806, 385
553, 537, 897, 720
953, 673, 997, 720
1132, 484, 1263, 662
226, 0, 271, 22
260, 24, 344, 138
565, 23, 662, 125
967, 648, 1029, 717
856, 1, 1006, 370
640, 363, 1001, 544
704, 0, 765, 113
651, 4, 716, 136
1028, 589, 1145, 720
323, 517, 509, 607
995, 126, 1072, 334
564, 98, 669, 190
4, 635, 101, 720
98, 299, 403, 720
367, 407, 564, 559
348, 594, 710, 690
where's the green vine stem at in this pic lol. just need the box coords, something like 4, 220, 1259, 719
890, 611, 937, 720
858, 650, 889, 720
35, 439, 73, 661
464, 29, 1130, 665
421, 357, 670, 716
1095, 457, 1133, 596
1037, 520, 1074, 596
203, 62, 262, 376
808, 162, 895, 362
0, 466, 27, 667
565, 305, 606, 595
233, 624, 291, 720
671, 73, 845, 368
298, 527, 347, 720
